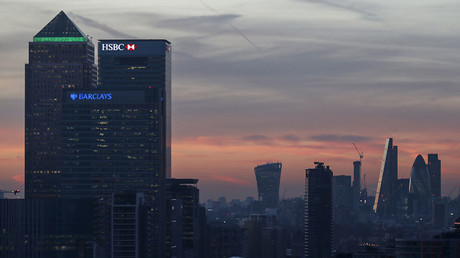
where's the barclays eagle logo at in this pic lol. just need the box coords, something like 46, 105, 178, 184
70, 93, 78, 100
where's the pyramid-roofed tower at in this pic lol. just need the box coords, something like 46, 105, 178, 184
26, 11, 95, 199
33, 11, 88, 42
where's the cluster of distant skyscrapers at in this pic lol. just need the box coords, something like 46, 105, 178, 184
373, 138, 441, 219
253, 137, 443, 258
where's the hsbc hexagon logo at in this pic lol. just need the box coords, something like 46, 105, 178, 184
101, 43, 137, 51
126, 44, 137, 51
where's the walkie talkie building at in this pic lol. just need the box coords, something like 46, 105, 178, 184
254, 162, 282, 209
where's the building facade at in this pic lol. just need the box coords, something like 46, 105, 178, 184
60, 39, 171, 257
427, 153, 441, 199
111, 192, 146, 258
98, 39, 171, 179
353, 160, 361, 214
305, 162, 333, 258
166, 179, 206, 258
409, 154, 432, 219
373, 138, 398, 216
333, 175, 352, 223
0, 199, 95, 258
25, 11, 96, 198
254, 162, 282, 209
20, 12, 173, 257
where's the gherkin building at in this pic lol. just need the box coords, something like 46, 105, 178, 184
409, 154, 432, 218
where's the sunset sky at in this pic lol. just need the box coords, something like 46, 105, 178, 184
1, 0, 460, 200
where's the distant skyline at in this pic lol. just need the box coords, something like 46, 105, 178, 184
2, 0, 460, 200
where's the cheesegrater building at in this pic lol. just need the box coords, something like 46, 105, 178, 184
373, 138, 398, 216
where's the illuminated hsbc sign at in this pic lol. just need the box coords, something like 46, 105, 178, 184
101, 43, 137, 51
70, 93, 112, 100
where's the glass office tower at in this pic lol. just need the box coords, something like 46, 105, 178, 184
25, 11, 96, 198
373, 138, 398, 216
61, 89, 167, 197
305, 162, 333, 258
409, 154, 432, 218
254, 162, 282, 209
98, 40, 171, 179
61, 40, 171, 257
427, 154, 441, 198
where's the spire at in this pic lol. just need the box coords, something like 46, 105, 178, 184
33, 11, 88, 42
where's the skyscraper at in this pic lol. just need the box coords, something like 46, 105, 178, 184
409, 154, 432, 218
111, 192, 146, 258
373, 138, 398, 216
61, 39, 172, 256
25, 11, 96, 198
166, 179, 206, 257
21, 11, 172, 257
353, 160, 361, 214
254, 162, 282, 209
333, 175, 352, 223
98, 39, 171, 179
427, 154, 441, 198
305, 162, 333, 258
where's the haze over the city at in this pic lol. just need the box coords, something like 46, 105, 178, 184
2, 0, 460, 200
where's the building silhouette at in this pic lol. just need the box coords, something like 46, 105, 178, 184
353, 160, 361, 214
25, 11, 96, 198
13, 11, 173, 257
333, 175, 352, 223
427, 154, 441, 199
396, 217, 460, 257
0, 198, 96, 258
111, 192, 147, 258
254, 162, 282, 209
166, 179, 207, 258
245, 214, 282, 258
373, 138, 398, 216
396, 178, 410, 217
208, 222, 243, 258
409, 154, 432, 218
60, 39, 171, 256
305, 162, 333, 258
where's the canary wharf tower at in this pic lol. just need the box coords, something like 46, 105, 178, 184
61, 39, 172, 257
25, 11, 96, 198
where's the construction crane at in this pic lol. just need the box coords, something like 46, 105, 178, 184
352, 142, 364, 161
352, 142, 367, 211
352, 142, 365, 184
0, 189, 20, 199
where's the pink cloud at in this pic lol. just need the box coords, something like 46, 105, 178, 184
12, 174, 24, 184
211, 175, 251, 186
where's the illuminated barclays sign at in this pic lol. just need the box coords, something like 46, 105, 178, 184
101, 43, 137, 51
70, 93, 112, 100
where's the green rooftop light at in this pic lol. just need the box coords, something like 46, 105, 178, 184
33, 37, 86, 42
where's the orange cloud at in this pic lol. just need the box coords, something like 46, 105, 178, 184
12, 174, 24, 184
211, 175, 251, 186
